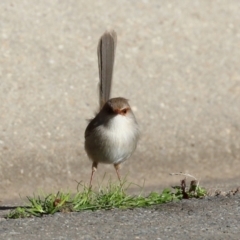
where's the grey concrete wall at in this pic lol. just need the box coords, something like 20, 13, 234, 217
0, 0, 240, 201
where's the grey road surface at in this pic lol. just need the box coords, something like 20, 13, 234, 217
1, 194, 240, 240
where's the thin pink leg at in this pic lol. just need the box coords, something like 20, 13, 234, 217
89, 162, 98, 187
114, 163, 121, 182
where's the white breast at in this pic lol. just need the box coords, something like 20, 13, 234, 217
99, 114, 139, 164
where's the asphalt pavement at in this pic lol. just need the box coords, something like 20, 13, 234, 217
1, 194, 240, 240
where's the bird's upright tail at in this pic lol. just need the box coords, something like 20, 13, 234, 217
97, 30, 117, 110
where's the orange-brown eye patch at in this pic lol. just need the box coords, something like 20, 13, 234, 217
120, 108, 129, 115
113, 107, 130, 115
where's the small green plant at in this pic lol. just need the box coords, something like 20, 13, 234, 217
6, 176, 207, 219
170, 172, 207, 199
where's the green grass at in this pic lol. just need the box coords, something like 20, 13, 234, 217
6, 178, 207, 219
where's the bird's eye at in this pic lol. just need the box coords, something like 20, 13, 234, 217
121, 109, 128, 114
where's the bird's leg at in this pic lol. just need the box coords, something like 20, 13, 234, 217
89, 162, 98, 187
114, 163, 121, 182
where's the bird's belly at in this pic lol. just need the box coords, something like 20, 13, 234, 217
85, 118, 138, 164
85, 132, 136, 164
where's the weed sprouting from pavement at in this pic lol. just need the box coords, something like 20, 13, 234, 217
6, 176, 207, 219
170, 172, 207, 199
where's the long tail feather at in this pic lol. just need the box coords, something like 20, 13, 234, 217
97, 30, 117, 109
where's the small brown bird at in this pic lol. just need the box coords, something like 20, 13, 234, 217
84, 30, 139, 186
